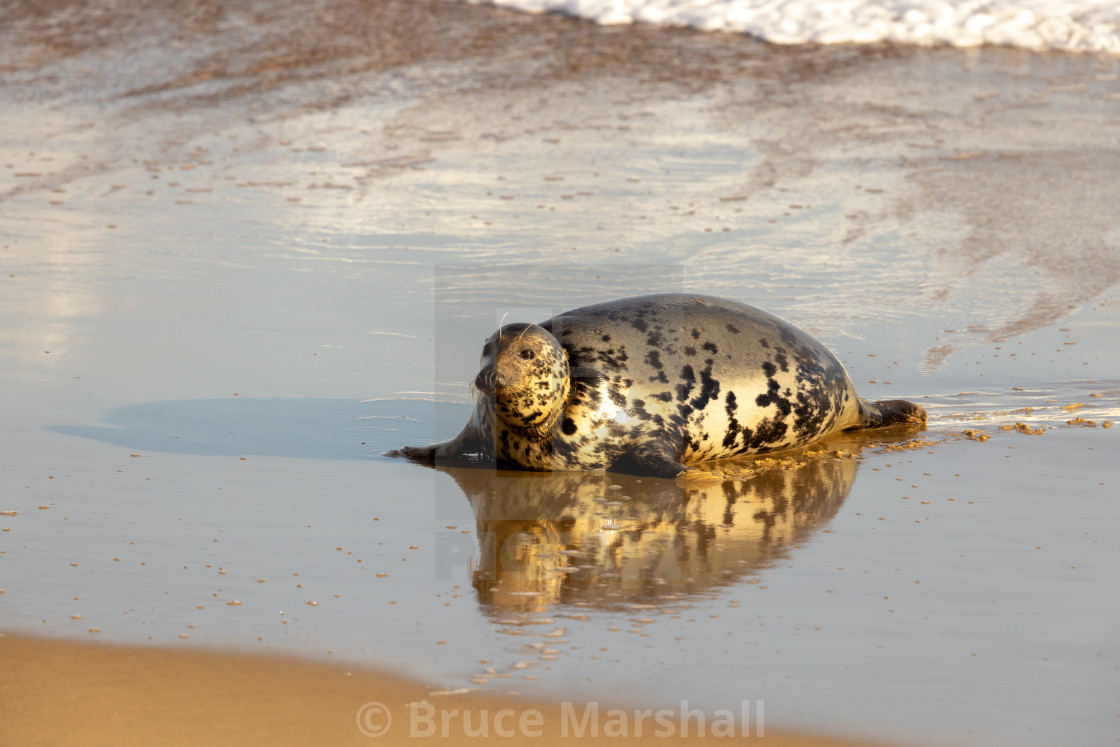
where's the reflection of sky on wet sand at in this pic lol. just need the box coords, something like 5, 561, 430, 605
2, 2, 1119, 745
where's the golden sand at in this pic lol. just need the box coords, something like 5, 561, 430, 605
0, 634, 893, 747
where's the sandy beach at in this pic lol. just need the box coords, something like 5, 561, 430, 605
2, 1, 1118, 745
1, 632, 894, 746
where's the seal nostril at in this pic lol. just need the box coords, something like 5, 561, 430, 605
474, 367, 498, 393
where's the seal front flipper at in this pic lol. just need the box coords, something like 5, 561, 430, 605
624, 447, 725, 483
390, 422, 483, 464
622, 441, 692, 479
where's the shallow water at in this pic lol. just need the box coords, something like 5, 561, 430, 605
2, 2, 1119, 745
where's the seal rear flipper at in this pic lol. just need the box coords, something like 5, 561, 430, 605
855, 398, 928, 429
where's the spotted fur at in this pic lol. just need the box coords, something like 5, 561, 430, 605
397, 294, 926, 477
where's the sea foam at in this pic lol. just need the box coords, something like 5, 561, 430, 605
461, 0, 1120, 54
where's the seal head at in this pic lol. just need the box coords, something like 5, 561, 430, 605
475, 323, 570, 432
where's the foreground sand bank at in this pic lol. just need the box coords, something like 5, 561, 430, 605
0, 634, 892, 746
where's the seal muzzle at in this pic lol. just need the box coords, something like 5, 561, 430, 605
474, 366, 500, 394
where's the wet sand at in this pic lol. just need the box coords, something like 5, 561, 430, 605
2, 1, 1118, 745
1, 632, 892, 746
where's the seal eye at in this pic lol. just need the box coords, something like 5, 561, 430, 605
520, 349, 535, 361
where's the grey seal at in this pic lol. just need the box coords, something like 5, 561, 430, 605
395, 293, 926, 478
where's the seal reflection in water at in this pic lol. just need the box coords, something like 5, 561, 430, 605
396, 294, 926, 477
433, 444, 870, 613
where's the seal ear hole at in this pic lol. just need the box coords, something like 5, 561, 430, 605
520, 349, 535, 360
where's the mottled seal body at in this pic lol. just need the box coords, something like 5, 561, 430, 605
398, 294, 925, 477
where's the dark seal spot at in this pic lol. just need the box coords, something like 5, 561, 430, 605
722, 391, 741, 448
749, 417, 788, 448
596, 346, 628, 369
689, 362, 720, 412
561, 418, 578, 436
676, 364, 696, 402
755, 377, 792, 417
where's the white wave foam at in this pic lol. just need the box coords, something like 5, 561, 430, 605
462, 0, 1120, 54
